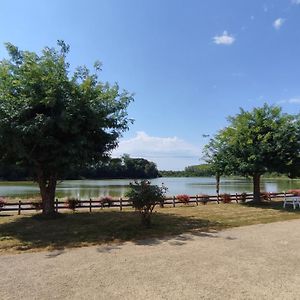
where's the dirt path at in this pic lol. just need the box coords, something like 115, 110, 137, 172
1, 219, 300, 300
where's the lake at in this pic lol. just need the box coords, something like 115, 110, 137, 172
0, 177, 299, 199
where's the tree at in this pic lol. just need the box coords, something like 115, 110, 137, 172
0, 41, 133, 215
126, 180, 167, 227
204, 104, 300, 203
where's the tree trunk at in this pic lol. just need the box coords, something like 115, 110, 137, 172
141, 211, 151, 228
37, 172, 57, 216
215, 174, 220, 195
252, 173, 261, 203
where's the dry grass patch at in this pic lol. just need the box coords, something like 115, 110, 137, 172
0, 201, 299, 254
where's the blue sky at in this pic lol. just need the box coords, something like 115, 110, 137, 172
1, 0, 300, 170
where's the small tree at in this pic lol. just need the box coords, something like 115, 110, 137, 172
204, 104, 300, 203
126, 180, 167, 227
0, 41, 133, 216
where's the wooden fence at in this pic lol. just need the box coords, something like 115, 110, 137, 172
0, 191, 295, 215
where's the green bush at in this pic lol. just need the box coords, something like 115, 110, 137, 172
126, 180, 167, 227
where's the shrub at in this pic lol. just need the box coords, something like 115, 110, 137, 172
0, 197, 6, 210
126, 180, 167, 227
65, 197, 81, 211
240, 192, 247, 203
100, 196, 113, 207
31, 201, 43, 211
176, 194, 190, 205
220, 193, 232, 203
199, 194, 209, 205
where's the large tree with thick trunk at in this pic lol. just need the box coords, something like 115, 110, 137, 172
204, 104, 300, 203
0, 41, 133, 215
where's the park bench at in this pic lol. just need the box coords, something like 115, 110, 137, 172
283, 195, 300, 210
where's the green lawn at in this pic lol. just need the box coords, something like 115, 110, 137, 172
0, 201, 299, 254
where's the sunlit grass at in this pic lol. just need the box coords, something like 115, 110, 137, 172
0, 201, 299, 254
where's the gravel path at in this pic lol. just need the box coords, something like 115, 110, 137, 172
1, 219, 300, 300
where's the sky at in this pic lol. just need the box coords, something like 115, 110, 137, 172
1, 0, 300, 170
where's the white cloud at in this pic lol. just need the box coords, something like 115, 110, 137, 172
273, 18, 285, 30
112, 131, 202, 170
213, 31, 235, 45
291, 0, 300, 5
277, 97, 300, 104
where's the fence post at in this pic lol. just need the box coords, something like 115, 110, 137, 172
101, 200, 104, 210
235, 193, 238, 203
172, 196, 176, 207
120, 197, 122, 211
196, 194, 198, 206
18, 200, 21, 215
89, 198, 92, 213
216, 193, 220, 204
55, 198, 58, 212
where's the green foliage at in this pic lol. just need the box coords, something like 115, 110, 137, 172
0, 41, 133, 214
0, 155, 160, 180
126, 180, 167, 227
205, 104, 300, 177
160, 164, 214, 177
204, 104, 300, 202
78, 154, 160, 179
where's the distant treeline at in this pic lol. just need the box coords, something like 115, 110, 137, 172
0, 159, 290, 181
160, 164, 215, 177
0, 155, 160, 181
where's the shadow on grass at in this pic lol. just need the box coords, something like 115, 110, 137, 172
0, 211, 221, 253
242, 200, 300, 213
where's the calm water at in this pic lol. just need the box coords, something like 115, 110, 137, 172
0, 177, 299, 199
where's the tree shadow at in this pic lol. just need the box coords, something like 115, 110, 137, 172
241, 200, 300, 213
0, 214, 14, 217
0, 211, 221, 253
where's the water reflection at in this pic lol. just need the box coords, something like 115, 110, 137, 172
0, 177, 299, 199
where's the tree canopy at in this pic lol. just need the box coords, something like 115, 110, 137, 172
204, 104, 300, 202
0, 41, 133, 214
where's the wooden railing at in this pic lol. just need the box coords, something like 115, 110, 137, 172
0, 192, 295, 215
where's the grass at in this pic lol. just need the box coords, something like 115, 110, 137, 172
0, 201, 300, 254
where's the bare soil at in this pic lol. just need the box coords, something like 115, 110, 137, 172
1, 219, 300, 299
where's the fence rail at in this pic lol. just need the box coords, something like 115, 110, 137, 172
0, 191, 296, 215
